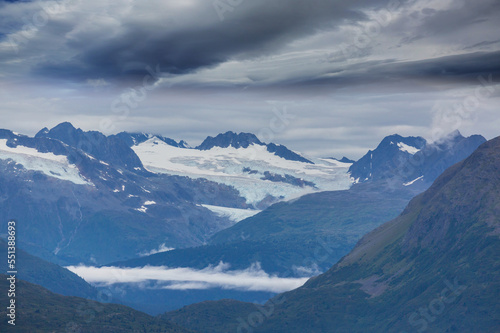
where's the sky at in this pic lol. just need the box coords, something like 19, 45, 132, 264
0, 0, 499, 159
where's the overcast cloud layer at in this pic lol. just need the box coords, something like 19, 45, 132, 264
0, 0, 499, 158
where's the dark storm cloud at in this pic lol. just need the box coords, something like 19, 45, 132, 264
31, 0, 367, 81
396, 0, 500, 46
463, 40, 500, 51
2, 0, 499, 87
415, 0, 500, 37
285, 51, 500, 89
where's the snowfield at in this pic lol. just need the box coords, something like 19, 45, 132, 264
0, 139, 92, 185
201, 204, 261, 223
397, 142, 420, 154
133, 138, 352, 206
403, 175, 424, 186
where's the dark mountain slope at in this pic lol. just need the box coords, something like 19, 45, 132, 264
0, 276, 193, 333
113, 182, 417, 275
160, 299, 256, 333
162, 136, 500, 333
0, 239, 97, 299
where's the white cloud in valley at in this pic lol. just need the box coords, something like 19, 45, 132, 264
67, 262, 310, 293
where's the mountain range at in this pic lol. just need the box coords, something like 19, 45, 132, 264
162, 135, 500, 332
103, 129, 485, 313
127, 130, 352, 208
0, 123, 250, 265
113, 131, 485, 276
0, 122, 494, 326
0, 122, 355, 266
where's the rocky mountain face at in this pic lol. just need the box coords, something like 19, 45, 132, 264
348, 131, 486, 187
196, 131, 313, 163
36, 122, 146, 172
196, 131, 262, 150
348, 134, 427, 183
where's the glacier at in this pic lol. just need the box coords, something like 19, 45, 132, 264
201, 204, 261, 223
132, 138, 353, 206
0, 139, 92, 185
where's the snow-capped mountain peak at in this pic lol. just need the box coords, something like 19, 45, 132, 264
196, 131, 262, 150
348, 132, 486, 186
113, 132, 189, 148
